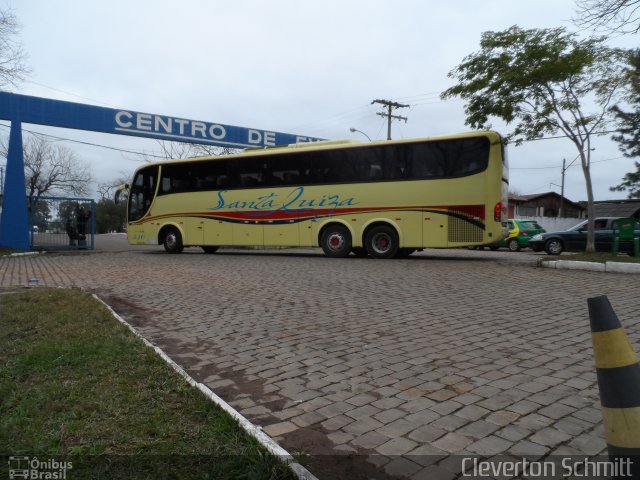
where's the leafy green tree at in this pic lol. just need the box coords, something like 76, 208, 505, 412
94, 198, 126, 233
442, 26, 627, 252
611, 162, 640, 198
610, 49, 640, 198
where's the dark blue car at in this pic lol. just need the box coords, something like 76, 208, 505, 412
528, 217, 640, 255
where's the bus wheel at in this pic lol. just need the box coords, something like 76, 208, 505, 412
352, 247, 368, 257
320, 225, 352, 258
365, 225, 399, 259
163, 228, 184, 253
202, 246, 219, 254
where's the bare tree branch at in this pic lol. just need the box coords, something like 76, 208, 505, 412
1, 134, 94, 201
0, 8, 30, 89
574, 0, 640, 34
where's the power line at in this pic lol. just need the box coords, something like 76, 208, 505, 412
0, 122, 161, 160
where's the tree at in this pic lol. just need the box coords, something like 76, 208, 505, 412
611, 161, 640, 197
95, 175, 130, 233
574, 0, 640, 34
442, 26, 627, 252
0, 8, 29, 89
136, 140, 237, 163
1, 134, 94, 202
610, 49, 640, 198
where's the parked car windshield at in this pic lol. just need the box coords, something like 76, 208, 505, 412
568, 220, 588, 231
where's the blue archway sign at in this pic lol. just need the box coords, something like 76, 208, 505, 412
0, 92, 325, 250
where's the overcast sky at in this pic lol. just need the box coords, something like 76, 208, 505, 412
3, 0, 639, 202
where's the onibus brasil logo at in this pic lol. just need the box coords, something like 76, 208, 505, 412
8, 456, 72, 479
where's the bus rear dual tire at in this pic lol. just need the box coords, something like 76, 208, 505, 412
320, 224, 405, 259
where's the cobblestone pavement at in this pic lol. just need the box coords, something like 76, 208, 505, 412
2, 240, 639, 479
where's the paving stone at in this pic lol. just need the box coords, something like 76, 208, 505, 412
507, 399, 541, 415
408, 424, 447, 442
320, 414, 353, 431
432, 432, 474, 453
345, 404, 381, 420
377, 437, 419, 456
538, 403, 576, 420
496, 425, 531, 442
508, 440, 550, 459
383, 457, 422, 478
553, 416, 592, 436
466, 435, 512, 455
345, 393, 378, 406
290, 411, 325, 427
515, 413, 554, 431
378, 418, 417, 438
458, 420, 500, 439
406, 444, 448, 466
263, 421, 298, 437
411, 464, 457, 480
485, 410, 520, 426
352, 431, 391, 449
343, 417, 384, 436
568, 434, 607, 455
401, 397, 437, 413
455, 404, 490, 421
529, 427, 572, 447
431, 414, 470, 432
326, 430, 354, 445
316, 401, 355, 418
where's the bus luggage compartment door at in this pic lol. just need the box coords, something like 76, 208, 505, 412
233, 221, 264, 246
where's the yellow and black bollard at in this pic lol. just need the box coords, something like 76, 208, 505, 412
588, 295, 640, 479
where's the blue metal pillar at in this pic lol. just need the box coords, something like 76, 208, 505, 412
0, 121, 30, 250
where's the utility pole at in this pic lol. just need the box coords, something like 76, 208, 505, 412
372, 99, 409, 140
559, 158, 566, 218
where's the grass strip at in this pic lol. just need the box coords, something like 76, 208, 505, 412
0, 288, 295, 479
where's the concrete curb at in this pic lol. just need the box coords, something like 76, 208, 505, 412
7, 251, 42, 257
541, 260, 640, 274
91, 293, 318, 480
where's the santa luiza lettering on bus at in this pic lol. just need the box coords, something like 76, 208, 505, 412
209, 186, 358, 221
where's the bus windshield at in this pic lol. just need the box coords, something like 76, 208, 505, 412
128, 165, 157, 222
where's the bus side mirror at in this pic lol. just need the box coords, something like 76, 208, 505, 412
114, 183, 130, 205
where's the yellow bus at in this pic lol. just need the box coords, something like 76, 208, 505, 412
120, 131, 508, 258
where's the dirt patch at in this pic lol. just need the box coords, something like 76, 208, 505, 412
98, 293, 157, 329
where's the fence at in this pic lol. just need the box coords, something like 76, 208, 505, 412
29, 196, 95, 250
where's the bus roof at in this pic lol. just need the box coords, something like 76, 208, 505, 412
145, 130, 502, 168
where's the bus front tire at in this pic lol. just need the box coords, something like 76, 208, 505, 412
163, 228, 184, 254
321, 225, 352, 258
202, 246, 219, 254
365, 225, 399, 259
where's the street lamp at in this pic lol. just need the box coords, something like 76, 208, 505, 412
349, 128, 371, 141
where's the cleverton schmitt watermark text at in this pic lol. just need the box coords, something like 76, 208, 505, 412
462, 457, 634, 478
